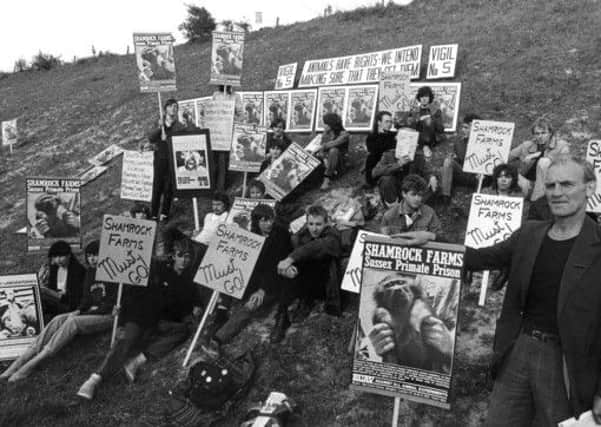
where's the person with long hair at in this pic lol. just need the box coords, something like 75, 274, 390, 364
363, 111, 396, 188
315, 113, 350, 190
482, 163, 525, 198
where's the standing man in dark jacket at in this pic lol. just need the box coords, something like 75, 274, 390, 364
364, 111, 397, 188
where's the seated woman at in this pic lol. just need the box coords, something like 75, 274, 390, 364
315, 113, 350, 190
481, 163, 527, 198
1, 241, 116, 382
407, 86, 444, 160
76, 231, 202, 400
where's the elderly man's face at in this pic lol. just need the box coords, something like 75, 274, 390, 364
545, 160, 595, 218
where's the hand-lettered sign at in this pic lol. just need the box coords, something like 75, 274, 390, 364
465, 194, 523, 248
463, 120, 514, 175
586, 140, 601, 213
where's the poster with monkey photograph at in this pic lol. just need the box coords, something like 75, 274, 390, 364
351, 236, 464, 409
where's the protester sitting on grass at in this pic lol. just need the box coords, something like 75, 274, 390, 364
77, 231, 202, 400
481, 163, 526, 198
192, 191, 230, 247
1, 241, 117, 382
508, 116, 569, 201
407, 86, 444, 160
260, 139, 287, 174
315, 113, 350, 191
364, 111, 397, 188
276, 204, 343, 317
245, 179, 267, 199
38, 241, 86, 320
266, 118, 291, 153
380, 174, 443, 241
440, 114, 481, 204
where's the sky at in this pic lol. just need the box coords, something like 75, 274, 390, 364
1, 0, 413, 72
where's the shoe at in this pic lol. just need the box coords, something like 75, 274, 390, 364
270, 311, 291, 344
77, 373, 101, 400
123, 353, 147, 383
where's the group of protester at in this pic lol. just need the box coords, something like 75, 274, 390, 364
3, 84, 601, 426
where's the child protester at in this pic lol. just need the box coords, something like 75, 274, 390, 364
1, 241, 117, 382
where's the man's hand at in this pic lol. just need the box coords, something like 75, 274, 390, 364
277, 257, 294, 275
245, 289, 265, 311
369, 307, 395, 356
389, 231, 436, 246
592, 394, 601, 424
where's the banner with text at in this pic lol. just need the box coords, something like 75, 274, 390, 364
120, 150, 154, 202
194, 223, 265, 299
203, 100, 235, 151
586, 140, 601, 213
210, 31, 245, 87
426, 44, 458, 79
275, 62, 298, 90
133, 33, 176, 93
96, 215, 156, 286
463, 120, 514, 175
465, 194, 523, 248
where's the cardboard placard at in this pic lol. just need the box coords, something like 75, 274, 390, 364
209, 31, 244, 87
316, 86, 347, 131
341, 230, 385, 293
2, 119, 17, 146
195, 96, 212, 128
170, 131, 212, 195
288, 89, 317, 132
263, 91, 290, 130
26, 178, 81, 252
203, 100, 235, 151
463, 120, 515, 175
230, 125, 267, 173
133, 33, 176, 93
344, 85, 378, 131
465, 194, 524, 248
426, 44, 458, 79
96, 215, 156, 286
275, 62, 298, 90
120, 150, 154, 202
586, 140, 601, 213
178, 99, 198, 129
395, 128, 419, 161
237, 92, 264, 126
226, 198, 277, 231
299, 45, 422, 87
378, 71, 413, 127
0, 274, 44, 361
194, 223, 265, 299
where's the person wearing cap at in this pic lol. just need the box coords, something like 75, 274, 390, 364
1, 241, 116, 382
146, 98, 187, 221
38, 241, 86, 319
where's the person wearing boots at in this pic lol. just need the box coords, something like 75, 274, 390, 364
76, 232, 202, 400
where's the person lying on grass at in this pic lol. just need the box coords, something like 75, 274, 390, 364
1, 240, 117, 382
77, 231, 202, 400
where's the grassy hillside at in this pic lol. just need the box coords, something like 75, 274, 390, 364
1, 0, 601, 425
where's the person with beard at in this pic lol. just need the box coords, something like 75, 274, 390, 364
364, 111, 397, 188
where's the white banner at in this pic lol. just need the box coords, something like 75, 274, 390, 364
275, 62, 298, 90
120, 150, 154, 202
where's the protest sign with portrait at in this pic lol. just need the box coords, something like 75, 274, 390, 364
299, 45, 422, 87
463, 120, 515, 175
275, 63, 298, 90
378, 71, 413, 128
79, 165, 108, 186
258, 142, 320, 201
120, 150, 154, 202
88, 144, 124, 166
263, 91, 290, 130
210, 31, 245, 87
2, 119, 17, 146
96, 215, 156, 286
169, 130, 212, 196
133, 33, 176, 93
26, 178, 81, 252
409, 82, 462, 132
344, 85, 378, 131
194, 223, 265, 299
586, 140, 601, 213
0, 274, 44, 361
178, 99, 198, 129
203, 99, 235, 151
226, 198, 277, 231
229, 124, 267, 173
237, 92, 264, 126
288, 89, 317, 132
316, 86, 347, 131
426, 44, 458, 79
352, 236, 463, 409
195, 96, 212, 128
465, 194, 524, 248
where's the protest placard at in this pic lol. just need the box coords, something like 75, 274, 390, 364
230, 124, 267, 173
194, 223, 265, 299
344, 85, 378, 131
203, 99, 235, 151
133, 33, 176, 93
465, 194, 523, 248
378, 71, 413, 127
341, 230, 385, 293
409, 82, 462, 132
586, 140, 601, 213
299, 45, 422, 87
395, 128, 419, 161
120, 150, 154, 202
426, 44, 458, 79
463, 120, 515, 175
288, 89, 317, 132
170, 131, 212, 194
0, 274, 44, 361
226, 198, 277, 231
237, 92, 264, 126
96, 215, 156, 286
79, 165, 108, 186
259, 142, 320, 201
195, 96, 212, 128
352, 236, 463, 409
210, 31, 245, 87
88, 144, 125, 166
2, 119, 17, 147
178, 99, 198, 129
316, 86, 347, 131
275, 63, 298, 90
26, 178, 81, 252
263, 91, 290, 129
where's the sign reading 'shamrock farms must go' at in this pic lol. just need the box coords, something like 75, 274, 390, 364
96, 215, 157, 286
194, 223, 265, 299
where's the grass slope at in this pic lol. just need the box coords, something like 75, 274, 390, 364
1, 0, 601, 425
